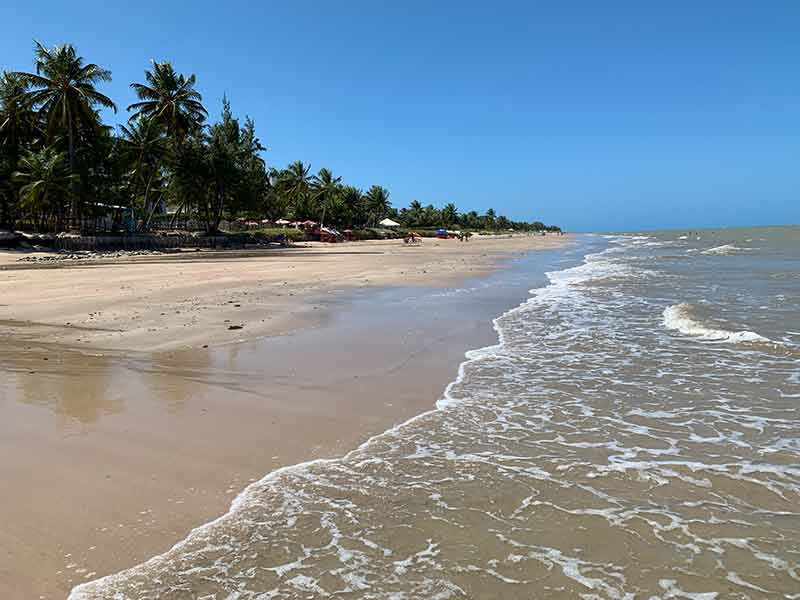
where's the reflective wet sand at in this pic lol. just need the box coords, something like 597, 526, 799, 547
0, 251, 557, 599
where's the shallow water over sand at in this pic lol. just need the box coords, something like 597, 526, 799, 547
71, 227, 800, 599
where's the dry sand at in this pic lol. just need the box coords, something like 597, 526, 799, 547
0, 234, 567, 599
0, 235, 565, 352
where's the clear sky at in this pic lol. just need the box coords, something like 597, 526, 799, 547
2, 0, 798, 231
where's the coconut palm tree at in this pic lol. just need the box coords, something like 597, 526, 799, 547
400, 199, 422, 227
11, 42, 116, 228
1, 72, 39, 228
463, 210, 480, 230
311, 167, 342, 228
276, 160, 312, 217
0, 72, 38, 159
118, 117, 169, 229
364, 185, 390, 226
422, 204, 440, 227
12, 42, 116, 170
480, 208, 497, 230
128, 61, 207, 146
340, 185, 365, 226
12, 146, 77, 230
441, 202, 458, 227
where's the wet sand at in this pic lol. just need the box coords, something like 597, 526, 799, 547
0, 235, 566, 599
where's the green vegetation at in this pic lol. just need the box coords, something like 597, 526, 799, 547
1, 42, 561, 235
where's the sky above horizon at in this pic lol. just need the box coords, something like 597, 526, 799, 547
2, 1, 798, 232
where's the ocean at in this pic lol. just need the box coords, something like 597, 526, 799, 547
70, 226, 800, 599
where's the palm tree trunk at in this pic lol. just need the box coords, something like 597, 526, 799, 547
169, 200, 184, 229
138, 173, 153, 232
67, 118, 80, 233
41, 192, 50, 232
143, 193, 161, 231
170, 132, 188, 230
210, 187, 225, 234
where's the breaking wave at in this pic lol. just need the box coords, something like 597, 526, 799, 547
700, 244, 750, 255
663, 303, 770, 343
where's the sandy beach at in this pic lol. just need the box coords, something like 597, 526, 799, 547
0, 234, 567, 599
0, 235, 565, 353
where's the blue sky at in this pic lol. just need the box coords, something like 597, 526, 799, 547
2, 0, 798, 231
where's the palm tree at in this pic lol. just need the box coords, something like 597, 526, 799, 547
276, 160, 312, 217
118, 117, 169, 230
404, 199, 423, 226
464, 210, 480, 229
422, 204, 439, 227
311, 167, 342, 228
12, 42, 116, 170
128, 61, 207, 146
0, 72, 37, 160
483, 208, 496, 230
340, 185, 364, 226
12, 42, 116, 228
364, 185, 390, 226
12, 146, 77, 230
1, 72, 38, 228
441, 202, 458, 227
128, 62, 208, 228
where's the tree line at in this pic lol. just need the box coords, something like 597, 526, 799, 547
0, 42, 560, 235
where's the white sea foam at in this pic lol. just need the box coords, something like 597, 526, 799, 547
700, 244, 748, 255
663, 303, 770, 344
658, 579, 718, 599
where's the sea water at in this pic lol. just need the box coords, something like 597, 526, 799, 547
71, 227, 800, 599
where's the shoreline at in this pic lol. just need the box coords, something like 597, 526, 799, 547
0, 235, 567, 353
0, 235, 569, 599
72, 242, 573, 599
72, 317, 500, 600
